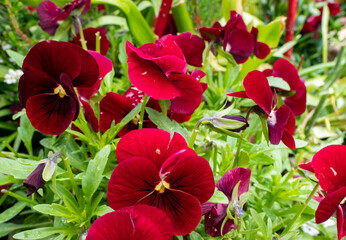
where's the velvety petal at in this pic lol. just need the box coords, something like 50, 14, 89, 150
227, 91, 248, 98
138, 189, 202, 235
23, 163, 46, 196
156, 35, 185, 62
169, 112, 191, 123
37, 1, 61, 35
243, 70, 273, 115
126, 41, 181, 100
116, 129, 191, 169
26, 94, 76, 135
284, 86, 307, 116
267, 105, 290, 145
337, 205, 346, 240
71, 27, 110, 55
18, 69, 58, 106
255, 42, 271, 59
130, 214, 163, 240
315, 187, 346, 224
199, 22, 223, 42
152, 55, 187, 75
154, 0, 173, 37
99, 92, 133, 133
169, 73, 204, 115
311, 145, 346, 193
299, 162, 314, 173
22, 41, 81, 81
302, 15, 321, 34
107, 157, 159, 210
328, 2, 341, 16
80, 98, 99, 132
59, 73, 80, 120
162, 153, 215, 203
216, 167, 251, 201
281, 110, 296, 149
224, 29, 255, 64
77, 50, 113, 99
191, 69, 206, 81
173, 32, 205, 67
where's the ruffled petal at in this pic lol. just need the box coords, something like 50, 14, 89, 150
156, 35, 185, 61
80, 98, 99, 132
37, 1, 62, 35
267, 105, 290, 145
204, 203, 236, 237
224, 29, 255, 64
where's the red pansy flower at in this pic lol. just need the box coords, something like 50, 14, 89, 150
250, 27, 271, 59
202, 167, 251, 237
86, 205, 173, 240
107, 129, 215, 235
228, 70, 296, 149
126, 36, 204, 115
70, 27, 110, 56
299, 145, 346, 240
18, 41, 99, 135
37, 0, 91, 35
263, 59, 306, 116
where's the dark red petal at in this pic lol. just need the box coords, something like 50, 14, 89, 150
227, 91, 248, 98
328, 2, 341, 16
22, 41, 81, 81
216, 167, 251, 201
281, 130, 296, 149
18, 69, 57, 106
107, 157, 159, 210
315, 187, 346, 224
255, 42, 271, 59
99, 92, 133, 133
71, 27, 110, 55
152, 55, 187, 75
116, 129, 191, 169
163, 154, 215, 203
337, 205, 346, 240
59, 73, 80, 121
267, 105, 290, 145
26, 94, 76, 135
281, 110, 296, 149
77, 50, 112, 99
284, 85, 307, 116
126, 42, 181, 100
311, 145, 346, 193
130, 214, 162, 240
37, 1, 61, 35
191, 69, 206, 81
80, 98, 99, 132
137, 43, 161, 58
123, 205, 174, 240
154, 0, 173, 37
138, 189, 202, 235
169, 112, 191, 123
262, 69, 273, 77
299, 162, 314, 173
199, 21, 223, 42
156, 35, 185, 61
169, 73, 204, 115
173, 32, 205, 67
23, 163, 46, 196
243, 71, 272, 114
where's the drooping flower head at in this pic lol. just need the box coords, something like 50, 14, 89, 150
86, 205, 173, 240
299, 145, 346, 240
107, 129, 215, 235
202, 167, 251, 237
228, 70, 296, 149
18, 41, 100, 135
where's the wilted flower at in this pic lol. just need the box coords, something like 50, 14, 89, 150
107, 129, 215, 235
86, 205, 173, 240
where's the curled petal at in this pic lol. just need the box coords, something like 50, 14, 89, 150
224, 29, 255, 64
37, 1, 62, 35
23, 163, 46, 196
199, 22, 223, 42
281, 110, 296, 149
267, 105, 290, 145
80, 98, 99, 132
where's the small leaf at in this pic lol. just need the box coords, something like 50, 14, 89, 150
6, 50, 24, 68
257, 17, 285, 48
158, 99, 171, 116
0, 202, 27, 224
33, 204, 71, 217
18, 114, 35, 155
238, 150, 250, 168
208, 188, 229, 204
52, 18, 72, 41
267, 76, 291, 91
94, 205, 113, 217
13, 227, 74, 239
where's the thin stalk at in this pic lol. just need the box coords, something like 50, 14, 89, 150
321, 4, 329, 65
138, 94, 149, 129
284, 0, 298, 59
1, 189, 37, 206
76, 17, 87, 50
188, 119, 204, 148
95, 31, 101, 53
282, 183, 319, 235
172, 1, 194, 33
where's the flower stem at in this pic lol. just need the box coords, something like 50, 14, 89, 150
138, 94, 149, 129
172, 1, 194, 33
76, 17, 87, 50
1, 189, 37, 206
188, 118, 204, 148
284, 0, 297, 59
281, 183, 319, 235
95, 31, 101, 53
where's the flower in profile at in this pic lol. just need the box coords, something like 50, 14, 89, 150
18, 41, 99, 135
37, 0, 91, 35
264, 59, 306, 116
86, 205, 173, 240
299, 145, 346, 240
202, 167, 251, 237
108, 129, 215, 235
250, 27, 271, 60
228, 70, 296, 149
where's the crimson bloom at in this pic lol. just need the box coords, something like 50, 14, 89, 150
37, 0, 91, 35
86, 205, 173, 240
107, 129, 215, 235
18, 41, 100, 135
202, 167, 251, 237
126, 34, 204, 115
299, 145, 346, 240
228, 70, 296, 149
23, 163, 46, 196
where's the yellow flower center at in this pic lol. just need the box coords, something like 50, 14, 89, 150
154, 180, 170, 193
132, 114, 140, 125
54, 85, 67, 98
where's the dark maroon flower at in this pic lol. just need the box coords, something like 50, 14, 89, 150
250, 27, 271, 59
18, 41, 99, 135
199, 21, 223, 42
37, 0, 90, 35
70, 27, 110, 56
126, 36, 204, 115
86, 205, 173, 240
202, 167, 251, 237
108, 129, 215, 235
327, 1, 341, 16
302, 15, 321, 35
299, 145, 346, 240
228, 70, 296, 149
23, 163, 46, 196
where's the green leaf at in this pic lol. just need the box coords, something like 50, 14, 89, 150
146, 107, 190, 142
33, 204, 71, 218
52, 18, 72, 41
13, 227, 75, 239
94, 205, 113, 216
249, 208, 267, 237
91, 0, 154, 45
238, 149, 250, 168
257, 17, 285, 48
190, 231, 204, 240
0, 202, 27, 224
208, 188, 229, 204
82, 145, 111, 201
6, 50, 24, 68
158, 99, 171, 116
267, 76, 291, 91
18, 114, 35, 155
51, 183, 80, 213
86, 16, 128, 29
0, 158, 37, 179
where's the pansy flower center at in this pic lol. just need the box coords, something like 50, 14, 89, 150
132, 114, 140, 125
54, 85, 67, 98
155, 180, 170, 193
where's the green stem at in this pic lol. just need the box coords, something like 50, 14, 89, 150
188, 119, 204, 148
1, 189, 37, 206
63, 157, 83, 205
76, 17, 87, 50
95, 31, 100, 53
138, 94, 149, 129
282, 183, 319, 235
172, 1, 194, 33
321, 3, 329, 65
